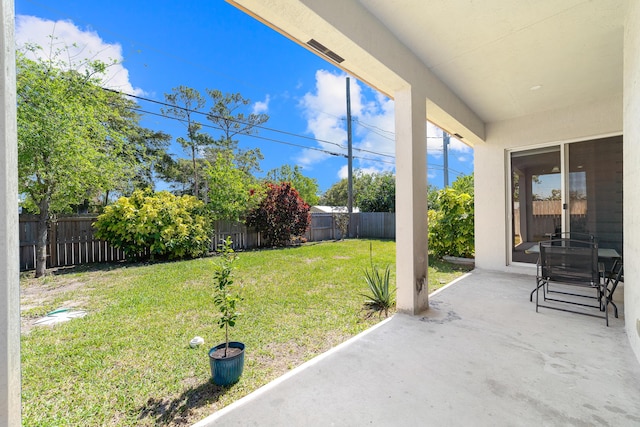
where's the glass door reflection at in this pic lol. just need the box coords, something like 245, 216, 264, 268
511, 147, 562, 263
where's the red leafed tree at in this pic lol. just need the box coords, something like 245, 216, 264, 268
246, 182, 311, 247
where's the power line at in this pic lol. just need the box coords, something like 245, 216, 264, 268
129, 97, 460, 170
129, 105, 398, 166
107, 87, 400, 161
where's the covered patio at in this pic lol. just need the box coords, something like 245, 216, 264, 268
222, 0, 640, 368
2, 1, 640, 424
195, 271, 640, 426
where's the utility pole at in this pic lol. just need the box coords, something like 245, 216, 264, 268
346, 77, 353, 213
443, 131, 450, 187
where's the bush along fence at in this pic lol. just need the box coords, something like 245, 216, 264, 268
18, 212, 396, 271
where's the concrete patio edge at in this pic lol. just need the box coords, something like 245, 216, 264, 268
192, 314, 394, 426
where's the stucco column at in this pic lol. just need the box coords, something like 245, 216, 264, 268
1, 0, 21, 425
394, 86, 429, 315
624, 0, 640, 361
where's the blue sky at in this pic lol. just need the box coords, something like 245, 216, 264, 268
15, 0, 474, 194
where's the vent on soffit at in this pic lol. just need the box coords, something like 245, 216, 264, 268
307, 39, 344, 64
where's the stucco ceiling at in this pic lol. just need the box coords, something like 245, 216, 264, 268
359, 0, 624, 123
230, 0, 624, 131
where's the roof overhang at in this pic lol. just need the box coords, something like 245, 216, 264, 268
228, 0, 624, 148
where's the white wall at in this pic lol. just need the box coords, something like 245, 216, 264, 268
475, 96, 622, 272
623, 0, 640, 360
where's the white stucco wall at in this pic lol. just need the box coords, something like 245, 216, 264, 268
475, 96, 623, 272
623, 0, 640, 361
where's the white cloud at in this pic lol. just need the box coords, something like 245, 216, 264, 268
15, 15, 143, 96
337, 165, 383, 180
449, 136, 471, 153
298, 69, 473, 175
298, 69, 395, 172
252, 95, 270, 114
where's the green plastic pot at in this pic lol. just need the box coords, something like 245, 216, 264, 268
209, 341, 245, 386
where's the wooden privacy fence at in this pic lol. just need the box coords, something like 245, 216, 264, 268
19, 215, 126, 271
19, 212, 396, 271
513, 200, 587, 241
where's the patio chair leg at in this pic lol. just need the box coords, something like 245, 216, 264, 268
605, 291, 609, 327
610, 300, 618, 318
530, 287, 540, 302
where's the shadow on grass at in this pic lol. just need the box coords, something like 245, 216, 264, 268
430, 257, 475, 273
25, 256, 206, 278
137, 380, 232, 425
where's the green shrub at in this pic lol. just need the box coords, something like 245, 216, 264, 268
94, 190, 212, 260
428, 187, 474, 258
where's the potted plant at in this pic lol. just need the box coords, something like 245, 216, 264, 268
209, 236, 245, 386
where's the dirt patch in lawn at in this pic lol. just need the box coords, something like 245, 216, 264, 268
20, 274, 95, 334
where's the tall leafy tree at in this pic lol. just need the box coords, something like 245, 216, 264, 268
319, 170, 395, 212
357, 172, 395, 212
205, 152, 259, 221
159, 158, 208, 197
100, 110, 173, 205
320, 178, 349, 206
203, 145, 263, 182
161, 86, 213, 199
17, 46, 144, 277
265, 164, 320, 205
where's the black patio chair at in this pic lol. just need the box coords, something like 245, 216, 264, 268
604, 259, 623, 318
534, 238, 609, 325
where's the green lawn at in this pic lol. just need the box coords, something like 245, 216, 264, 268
20, 239, 471, 426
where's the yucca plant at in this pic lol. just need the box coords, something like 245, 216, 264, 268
361, 243, 395, 317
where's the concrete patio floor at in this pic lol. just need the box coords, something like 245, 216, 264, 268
194, 269, 640, 426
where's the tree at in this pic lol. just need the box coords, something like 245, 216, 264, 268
206, 90, 269, 151
246, 182, 311, 247
159, 157, 208, 196
205, 90, 268, 182
100, 114, 173, 206
205, 152, 259, 221
17, 46, 145, 277
319, 178, 348, 206
319, 171, 371, 207
265, 164, 320, 205
203, 145, 263, 182
357, 172, 395, 212
319, 170, 395, 212
162, 86, 213, 199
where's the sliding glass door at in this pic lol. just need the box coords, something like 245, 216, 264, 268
567, 137, 623, 254
510, 136, 623, 264
511, 147, 562, 263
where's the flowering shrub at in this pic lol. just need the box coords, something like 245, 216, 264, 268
246, 182, 310, 247
94, 190, 211, 260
